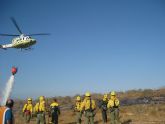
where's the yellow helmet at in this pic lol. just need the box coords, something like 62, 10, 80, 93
85, 92, 91, 97
111, 91, 116, 96
103, 94, 108, 99
76, 96, 81, 101
39, 96, 44, 101
27, 98, 32, 101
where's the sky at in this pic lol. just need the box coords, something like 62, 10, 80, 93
0, 0, 165, 99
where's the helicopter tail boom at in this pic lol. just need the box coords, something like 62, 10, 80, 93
0, 44, 13, 49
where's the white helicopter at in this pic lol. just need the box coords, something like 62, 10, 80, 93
0, 18, 49, 50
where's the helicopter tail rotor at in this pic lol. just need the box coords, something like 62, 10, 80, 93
0, 45, 7, 50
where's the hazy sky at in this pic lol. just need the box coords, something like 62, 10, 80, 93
0, 0, 165, 98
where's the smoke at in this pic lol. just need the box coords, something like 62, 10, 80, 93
0, 75, 15, 106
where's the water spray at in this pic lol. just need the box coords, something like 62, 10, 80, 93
0, 67, 18, 106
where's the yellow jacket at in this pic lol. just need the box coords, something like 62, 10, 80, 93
34, 101, 45, 112
103, 98, 108, 102
81, 98, 96, 111
107, 98, 119, 108
50, 102, 59, 107
75, 101, 82, 112
50, 102, 60, 115
22, 103, 33, 113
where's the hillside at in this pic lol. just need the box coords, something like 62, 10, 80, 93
13, 88, 165, 124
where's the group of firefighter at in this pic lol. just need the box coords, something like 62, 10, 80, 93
21, 91, 119, 124
22, 96, 60, 124
74, 91, 119, 124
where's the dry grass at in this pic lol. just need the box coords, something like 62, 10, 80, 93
14, 104, 165, 124
13, 88, 165, 124
120, 104, 165, 124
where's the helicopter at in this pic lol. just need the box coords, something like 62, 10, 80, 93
0, 17, 49, 50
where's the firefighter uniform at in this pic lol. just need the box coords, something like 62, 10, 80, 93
34, 96, 46, 124
22, 98, 33, 123
100, 94, 108, 123
107, 91, 120, 124
81, 92, 96, 124
50, 99, 60, 124
74, 96, 83, 124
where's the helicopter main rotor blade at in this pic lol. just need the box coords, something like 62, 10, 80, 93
11, 17, 23, 34
28, 33, 50, 36
0, 34, 19, 36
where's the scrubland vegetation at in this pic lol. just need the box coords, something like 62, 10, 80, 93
13, 88, 165, 124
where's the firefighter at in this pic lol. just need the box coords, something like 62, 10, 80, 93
22, 98, 33, 123
107, 91, 120, 124
81, 92, 96, 124
34, 96, 46, 124
0, 99, 14, 124
50, 98, 60, 124
100, 94, 108, 124
74, 96, 83, 124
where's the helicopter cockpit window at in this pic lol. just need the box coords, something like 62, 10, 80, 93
26, 36, 29, 39
23, 36, 29, 40
22, 37, 26, 40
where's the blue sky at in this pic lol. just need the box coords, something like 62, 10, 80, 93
0, 0, 165, 98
